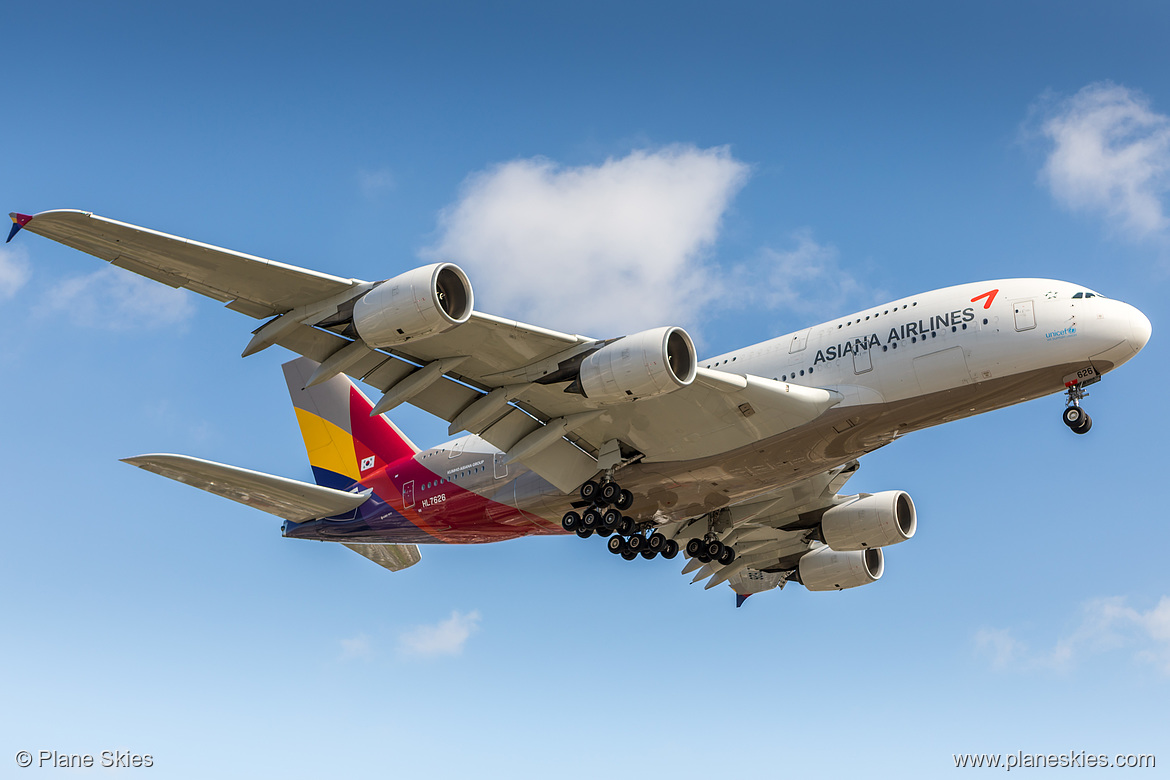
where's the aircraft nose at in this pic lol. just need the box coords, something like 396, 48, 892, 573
1129, 305, 1152, 354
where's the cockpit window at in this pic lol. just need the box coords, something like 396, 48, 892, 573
1072, 292, 1082, 298
1072, 291, 1104, 299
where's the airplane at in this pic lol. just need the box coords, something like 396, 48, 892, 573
8, 209, 1152, 605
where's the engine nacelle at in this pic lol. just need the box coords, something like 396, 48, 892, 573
352, 263, 473, 347
820, 491, 916, 551
578, 326, 697, 402
798, 545, 884, 591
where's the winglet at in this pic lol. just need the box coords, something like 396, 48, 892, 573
7, 213, 32, 243
735, 593, 751, 608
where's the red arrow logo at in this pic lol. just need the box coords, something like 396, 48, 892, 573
971, 289, 999, 310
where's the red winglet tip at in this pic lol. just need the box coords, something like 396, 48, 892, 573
7, 213, 32, 243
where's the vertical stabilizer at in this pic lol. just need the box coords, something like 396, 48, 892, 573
282, 357, 419, 491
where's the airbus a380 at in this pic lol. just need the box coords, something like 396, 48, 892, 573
9, 210, 1152, 604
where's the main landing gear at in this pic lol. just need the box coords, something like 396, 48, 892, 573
561, 479, 679, 562
684, 536, 736, 566
1062, 382, 1093, 435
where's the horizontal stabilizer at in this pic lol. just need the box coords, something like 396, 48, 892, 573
121, 453, 372, 522
343, 543, 422, 572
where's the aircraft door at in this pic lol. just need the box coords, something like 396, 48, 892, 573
402, 480, 415, 509
853, 347, 873, 374
1013, 300, 1036, 331
789, 329, 809, 353
494, 452, 508, 479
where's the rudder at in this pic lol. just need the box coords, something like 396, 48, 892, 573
282, 358, 419, 491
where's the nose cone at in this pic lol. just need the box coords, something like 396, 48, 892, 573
1129, 306, 1152, 354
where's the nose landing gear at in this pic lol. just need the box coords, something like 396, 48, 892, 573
1062, 381, 1093, 435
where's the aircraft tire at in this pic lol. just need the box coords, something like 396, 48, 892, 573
561, 511, 580, 532
580, 480, 600, 503
718, 546, 736, 566
616, 490, 634, 511
685, 538, 703, 558
607, 535, 625, 554
662, 540, 680, 559
1073, 412, 1093, 434
599, 481, 621, 505
1063, 406, 1084, 428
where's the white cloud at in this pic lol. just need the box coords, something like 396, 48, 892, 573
424, 145, 750, 335
358, 167, 396, 198
0, 246, 31, 299
398, 610, 481, 658
750, 230, 870, 315
1038, 81, 1170, 240
338, 632, 373, 661
976, 596, 1170, 675
42, 265, 196, 330
974, 627, 1025, 671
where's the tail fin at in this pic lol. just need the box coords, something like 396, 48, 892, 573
282, 357, 419, 491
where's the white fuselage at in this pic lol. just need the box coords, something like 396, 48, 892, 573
420, 278, 1150, 526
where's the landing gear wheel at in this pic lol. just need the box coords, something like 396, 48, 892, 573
597, 526, 612, 537
615, 490, 634, 511
620, 550, 638, 561
640, 550, 657, 560
1073, 411, 1093, 434
602, 508, 623, 530
581, 508, 602, 530
1063, 406, 1085, 428
647, 532, 667, 553
607, 535, 626, 554
627, 534, 646, 552
575, 527, 593, 539
599, 481, 621, 505
705, 540, 725, 560
580, 480, 600, 503
561, 511, 580, 532
685, 538, 703, 558
617, 516, 635, 536
662, 540, 680, 559
718, 546, 736, 566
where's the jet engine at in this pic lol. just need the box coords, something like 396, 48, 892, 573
797, 545, 884, 591
352, 263, 473, 347
820, 491, 916, 551
578, 326, 697, 402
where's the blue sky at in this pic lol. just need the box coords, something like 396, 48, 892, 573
2, 2, 1168, 777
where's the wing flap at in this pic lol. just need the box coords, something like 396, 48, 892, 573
121, 453, 371, 522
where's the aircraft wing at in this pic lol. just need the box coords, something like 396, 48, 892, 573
14, 209, 363, 319
121, 453, 372, 522
673, 461, 862, 597
19, 209, 842, 496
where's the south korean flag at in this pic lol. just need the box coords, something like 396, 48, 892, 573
360, 455, 376, 472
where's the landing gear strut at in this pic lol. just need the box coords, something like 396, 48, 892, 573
1062, 382, 1093, 435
